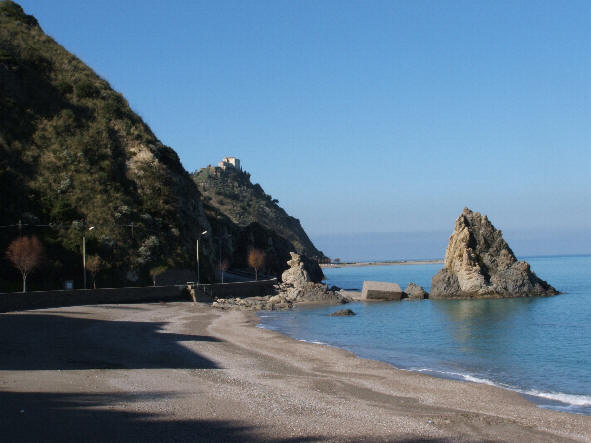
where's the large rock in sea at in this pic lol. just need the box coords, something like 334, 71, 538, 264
430, 208, 558, 299
403, 283, 428, 300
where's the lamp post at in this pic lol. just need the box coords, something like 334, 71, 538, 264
83, 226, 95, 289
196, 230, 207, 285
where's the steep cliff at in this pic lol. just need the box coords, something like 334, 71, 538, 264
0, 1, 215, 289
430, 208, 558, 299
193, 165, 327, 281
194, 166, 326, 260
0, 1, 325, 290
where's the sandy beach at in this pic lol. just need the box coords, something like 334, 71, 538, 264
1, 301, 590, 442
321, 260, 443, 268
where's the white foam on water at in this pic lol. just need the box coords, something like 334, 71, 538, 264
409, 368, 591, 410
296, 338, 327, 345
520, 390, 591, 407
410, 368, 500, 387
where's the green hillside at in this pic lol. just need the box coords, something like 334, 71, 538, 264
0, 1, 326, 290
0, 1, 215, 290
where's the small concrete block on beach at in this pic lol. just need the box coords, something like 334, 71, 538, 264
361, 281, 402, 300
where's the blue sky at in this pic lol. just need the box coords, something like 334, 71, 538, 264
17, 0, 591, 258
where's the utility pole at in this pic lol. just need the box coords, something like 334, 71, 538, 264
83, 226, 95, 289
82, 235, 86, 289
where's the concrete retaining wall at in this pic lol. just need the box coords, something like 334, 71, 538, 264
189, 278, 277, 301
0, 285, 188, 313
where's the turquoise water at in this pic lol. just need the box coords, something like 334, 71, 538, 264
257, 255, 591, 415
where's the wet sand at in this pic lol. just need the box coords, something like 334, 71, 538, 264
1, 301, 590, 442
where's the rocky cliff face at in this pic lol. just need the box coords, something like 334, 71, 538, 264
193, 166, 327, 262
193, 165, 326, 281
430, 208, 558, 299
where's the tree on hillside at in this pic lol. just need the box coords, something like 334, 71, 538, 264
149, 265, 168, 287
85, 255, 104, 289
248, 248, 265, 281
6, 236, 43, 292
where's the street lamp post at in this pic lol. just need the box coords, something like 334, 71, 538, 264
83, 226, 95, 289
196, 230, 207, 285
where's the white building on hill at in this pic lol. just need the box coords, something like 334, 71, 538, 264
218, 156, 241, 170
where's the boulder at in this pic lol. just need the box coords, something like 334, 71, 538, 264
430, 208, 558, 299
329, 309, 356, 317
403, 282, 428, 300
268, 294, 285, 304
361, 281, 402, 301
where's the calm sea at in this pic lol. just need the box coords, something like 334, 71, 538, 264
257, 255, 591, 415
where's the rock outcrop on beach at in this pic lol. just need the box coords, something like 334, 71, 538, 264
403, 283, 428, 300
278, 252, 347, 304
213, 252, 347, 310
212, 281, 348, 311
281, 252, 312, 287
430, 208, 558, 299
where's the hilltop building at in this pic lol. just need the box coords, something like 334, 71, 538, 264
218, 157, 241, 170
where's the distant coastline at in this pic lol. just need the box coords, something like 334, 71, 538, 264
321, 259, 443, 268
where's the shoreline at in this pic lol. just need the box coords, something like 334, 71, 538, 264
255, 304, 590, 415
321, 259, 443, 268
218, 307, 591, 440
1, 301, 590, 441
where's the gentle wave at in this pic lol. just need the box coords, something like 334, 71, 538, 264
259, 322, 591, 411
297, 338, 327, 345
256, 323, 327, 345
410, 368, 591, 409
411, 368, 503, 387
521, 390, 591, 407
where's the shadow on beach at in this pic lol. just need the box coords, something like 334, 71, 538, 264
0, 391, 448, 443
0, 391, 323, 443
0, 313, 220, 370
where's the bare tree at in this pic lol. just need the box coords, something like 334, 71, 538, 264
248, 248, 265, 281
149, 265, 168, 287
85, 255, 104, 289
6, 236, 43, 292
219, 258, 230, 283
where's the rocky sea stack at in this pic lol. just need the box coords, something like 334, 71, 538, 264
430, 208, 558, 299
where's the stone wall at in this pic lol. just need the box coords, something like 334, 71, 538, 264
189, 278, 277, 301
0, 285, 188, 313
